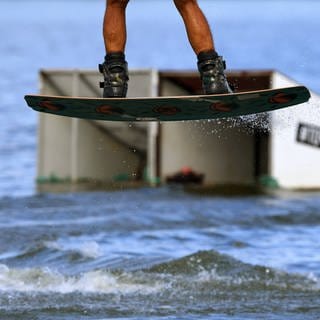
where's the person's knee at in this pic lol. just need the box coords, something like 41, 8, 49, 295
107, 0, 129, 9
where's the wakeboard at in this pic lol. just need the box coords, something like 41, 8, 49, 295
24, 86, 310, 122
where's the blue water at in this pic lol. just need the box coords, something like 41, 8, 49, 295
1, 189, 320, 319
1, 1, 320, 319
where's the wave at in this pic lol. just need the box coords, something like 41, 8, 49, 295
145, 251, 320, 292
0, 251, 318, 295
0, 264, 161, 295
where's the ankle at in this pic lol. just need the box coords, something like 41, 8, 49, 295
197, 49, 219, 63
105, 52, 126, 64
103, 52, 127, 74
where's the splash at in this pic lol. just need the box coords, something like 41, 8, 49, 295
144, 250, 320, 292
0, 264, 163, 294
1, 251, 319, 295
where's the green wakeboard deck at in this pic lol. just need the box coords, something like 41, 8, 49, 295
25, 86, 310, 122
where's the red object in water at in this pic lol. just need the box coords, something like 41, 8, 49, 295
166, 167, 204, 184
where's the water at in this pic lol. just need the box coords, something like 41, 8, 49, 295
1, 0, 320, 318
0, 189, 320, 319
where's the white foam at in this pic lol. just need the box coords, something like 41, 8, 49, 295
44, 240, 102, 259
0, 264, 163, 294
78, 241, 102, 259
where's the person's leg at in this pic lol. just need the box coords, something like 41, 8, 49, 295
174, 0, 232, 94
103, 0, 128, 53
173, 0, 214, 55
99, 0, 129, 98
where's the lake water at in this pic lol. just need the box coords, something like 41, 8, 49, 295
1, 189, 320, 319
0, 0, 320, 319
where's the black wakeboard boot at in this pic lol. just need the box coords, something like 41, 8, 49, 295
99, 52, 129, 98
197, 50, 233, 95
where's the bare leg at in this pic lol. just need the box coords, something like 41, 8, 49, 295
173, 0, 215, 55
100, 0, 130, 97
103, 0, 129, 53
174, 0, 232, 94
